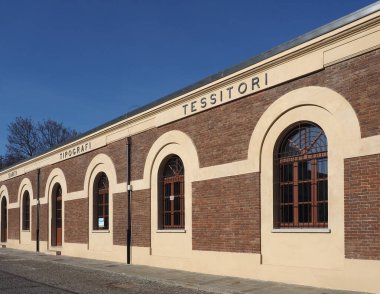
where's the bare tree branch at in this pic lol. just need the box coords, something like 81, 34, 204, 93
6, 117, 40, 158
2, 117, 79, 169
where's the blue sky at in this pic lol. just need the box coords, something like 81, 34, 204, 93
0, 0, 376, 154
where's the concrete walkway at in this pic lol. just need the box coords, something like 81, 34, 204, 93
0, 248, 362, 294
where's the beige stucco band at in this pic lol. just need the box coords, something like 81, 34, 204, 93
84, 153, 117, 255
45, 168, 67, 250
248, 86, 362, 171
0, 185, 9, 245
137, 131, 198, 260
135, 130, 199, 191
255, 87, 379, 291
18, 178, 33, 245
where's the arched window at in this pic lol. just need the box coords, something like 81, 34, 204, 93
274, 122, 328, 228
93, 173, 109, 230
52, 185, 62, 246
160, 156, 184, 229
22, 191, 30, 231
1, 197, 7, 243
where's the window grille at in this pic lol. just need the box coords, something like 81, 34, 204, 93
22, 191, 30, 231
274, 122, 328, 228
162, 156, 184, 229
94, 173, 109, 230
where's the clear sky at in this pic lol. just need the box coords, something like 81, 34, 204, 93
0, 0, 376, 154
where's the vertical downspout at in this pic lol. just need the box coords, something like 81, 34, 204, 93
126, 137, 132, 264
36, 168, 40, 252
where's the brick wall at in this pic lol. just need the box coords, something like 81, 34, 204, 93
113, 192, 128, 246
0, 171, 39, 203
193, 173, 260, 253
7, 208, 19, 240
344, 154, 380, 260
130, 49, 380, 181
32, 204, 48, 242
64, 198, 88, 244
40, 138, 127, 194
0, 49, 378, 253
132, 189, 150, 247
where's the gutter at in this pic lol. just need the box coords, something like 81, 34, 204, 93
36, 169, 40, 252
126, 137, 132, 264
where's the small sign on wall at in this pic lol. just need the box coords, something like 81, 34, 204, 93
98, 217, 104, 228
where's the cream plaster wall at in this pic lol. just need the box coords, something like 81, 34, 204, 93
84, 154, 122, 257
145, 131, 198, 259
18, 178, 33, 246
0, 186, 9, 246
260, 105, 344, 269
45, 168, 67, 250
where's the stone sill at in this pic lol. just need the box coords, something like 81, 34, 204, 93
271, 228, 331, 233
156, 229, 186, 233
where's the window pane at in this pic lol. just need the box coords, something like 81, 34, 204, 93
174, 196, 180, 210
317, 159, 328, 178
298, 161, 312, 181
318, 203, 328, 223
280, 205, 293, 223
317, 181, 328, 201
174, 182, 180, 196
104, 216, 109, 229
280, 164, 293, 182
164, 198, 171, 211
298, 182, 311, 202
174, 212, 180, 225
281, 185, 293, 204
164, 213, 171, 226
164, 183, 171, 197
299, 203, 311, 223
98, 206, 103, 217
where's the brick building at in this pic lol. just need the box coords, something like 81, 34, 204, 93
1, 3, 380, 292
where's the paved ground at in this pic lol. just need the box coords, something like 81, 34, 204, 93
0, 248, 363, 294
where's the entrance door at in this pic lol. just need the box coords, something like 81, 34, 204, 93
52, 186, 62, 246
1, 197, 7, 243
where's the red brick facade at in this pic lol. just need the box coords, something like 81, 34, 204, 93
344, 154, 380, 260
31, 204, 48, 242
131, 189, 150, 247
113, 192, 128, 246
64, 198, 89, 244
7, 208, 19, 240
0, 48, 378, 263
192, 173, 260, 253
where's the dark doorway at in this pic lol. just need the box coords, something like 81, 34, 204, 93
51, 185, 62, 246
1, 197, 7, 243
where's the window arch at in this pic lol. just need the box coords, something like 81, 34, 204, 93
274, 122, 328, 228
22, 191, 30, 231
159, 155, 185, 229
93, 172, 109, 230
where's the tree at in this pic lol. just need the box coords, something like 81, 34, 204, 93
6, 117, 40, 159
2, 117, 79, 169
38, 119, 78, 149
